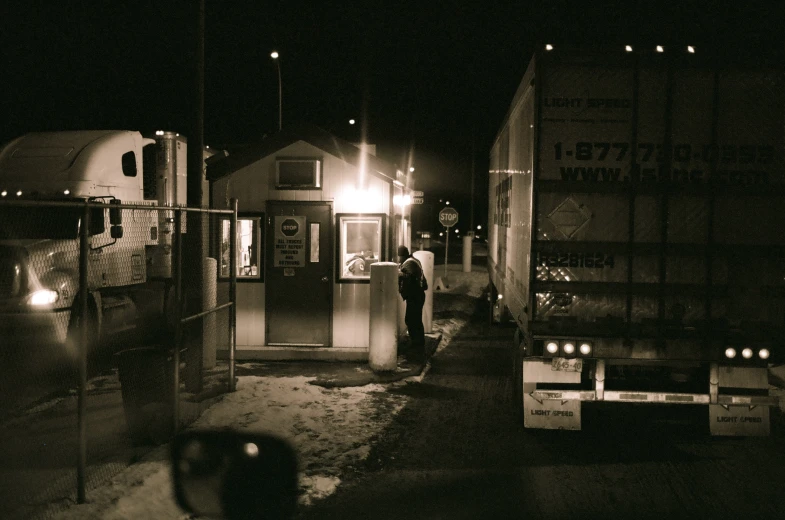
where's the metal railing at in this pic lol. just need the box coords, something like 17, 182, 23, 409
0, 197, 238, 515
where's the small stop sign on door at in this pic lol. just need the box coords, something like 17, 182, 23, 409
281, 218, 299, 237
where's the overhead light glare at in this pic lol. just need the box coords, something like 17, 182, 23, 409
545, 44, 553, 51
656, 45, 664, 53
625, 45, 633, 52
687, 45, 695, 54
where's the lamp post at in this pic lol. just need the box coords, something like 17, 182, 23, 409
270, 50, 282, 131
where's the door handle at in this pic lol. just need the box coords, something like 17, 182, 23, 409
321, 276, 329, 283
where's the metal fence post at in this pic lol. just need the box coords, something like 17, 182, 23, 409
172, 208, 183, 434
77, 201, 90, 504
228, 199, 238, 392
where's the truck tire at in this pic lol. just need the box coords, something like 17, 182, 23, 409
513, 349, 524, 425
65, 296, 99, 371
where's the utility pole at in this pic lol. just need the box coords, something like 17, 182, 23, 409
183, 0, 205, 393
469, 129, 475, 235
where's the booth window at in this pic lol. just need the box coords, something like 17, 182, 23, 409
337, 214, 385, 282
219, 214, 264, 281
275, 158, 322, 189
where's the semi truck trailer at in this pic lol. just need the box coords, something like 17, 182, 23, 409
489, 45, 784, 435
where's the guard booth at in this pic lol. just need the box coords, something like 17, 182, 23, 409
207, 124, 413, 360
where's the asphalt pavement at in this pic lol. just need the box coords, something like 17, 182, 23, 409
299, 296, 785, 520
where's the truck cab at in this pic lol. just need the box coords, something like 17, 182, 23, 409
0, 130, 184, 358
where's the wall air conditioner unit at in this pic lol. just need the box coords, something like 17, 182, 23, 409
275, 158, 322, 189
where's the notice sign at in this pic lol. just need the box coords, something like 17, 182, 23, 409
274, 216, 306, 268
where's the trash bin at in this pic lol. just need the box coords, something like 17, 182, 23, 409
116, 347, 174, 445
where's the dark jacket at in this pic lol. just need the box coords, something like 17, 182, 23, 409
399, 256, 426, 300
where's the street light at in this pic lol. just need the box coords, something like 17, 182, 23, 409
270, 50, 282, 130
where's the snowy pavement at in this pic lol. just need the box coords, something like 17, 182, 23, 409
45, 264, 489, 520
37, 262, 785, 519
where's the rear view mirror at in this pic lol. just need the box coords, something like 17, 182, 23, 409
172, 430, 299, 520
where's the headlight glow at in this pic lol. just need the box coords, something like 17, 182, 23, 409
28, 289, 59, 306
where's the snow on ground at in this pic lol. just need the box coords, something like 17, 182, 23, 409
48, 265, 490, 519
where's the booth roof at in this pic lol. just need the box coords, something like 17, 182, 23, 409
206, 123, 399, 184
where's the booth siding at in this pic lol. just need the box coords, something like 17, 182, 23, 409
207, 124, 412, 361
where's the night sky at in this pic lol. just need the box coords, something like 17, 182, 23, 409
1, 0, 783, 203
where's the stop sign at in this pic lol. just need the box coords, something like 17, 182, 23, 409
281, 218, 299, 237
439, 207, 459, 227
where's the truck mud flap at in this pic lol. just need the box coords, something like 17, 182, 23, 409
522, 358, 582, 430
710, 365, 771, 436
523, 393, 581, 430
709, 405, 770, 436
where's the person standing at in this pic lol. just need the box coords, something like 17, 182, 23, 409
397, 245, 427, 362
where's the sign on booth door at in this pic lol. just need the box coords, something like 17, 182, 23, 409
266, 202, 332, 346
273, 216, 306, 271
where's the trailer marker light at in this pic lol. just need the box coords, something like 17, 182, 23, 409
545, 44, 553, 51
63, 189, 70, 195
546, 342, 559, 354
579, 342, 592, 355
497, 294, 503, 300
725, 347, 737, 359
16, 190, 22, 197
1, 190, 6, 197
759, 349, 770, 360
687, 45, 695, 54
625, 45, 633, 52
656, 45, 664, 53
742, 348, 753, 359
563, 342, 575, 355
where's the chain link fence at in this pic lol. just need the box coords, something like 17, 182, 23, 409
0, 199, 237, 519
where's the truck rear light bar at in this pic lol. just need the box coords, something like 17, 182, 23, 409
542, 339, 593, 358
724, 346, 771, 361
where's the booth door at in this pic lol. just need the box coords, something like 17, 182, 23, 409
265, 202, 332, 346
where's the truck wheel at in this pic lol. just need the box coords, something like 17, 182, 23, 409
65, 299, 99, 371
513, 349, 524, 425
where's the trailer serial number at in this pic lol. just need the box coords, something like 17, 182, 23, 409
553, 142, 774, 164
538, 252, 615, 269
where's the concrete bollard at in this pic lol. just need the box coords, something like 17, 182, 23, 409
413, 250, 434, 334
462, 234, 472, 273
369, 262, 399, 372
202, 257, 217, 369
